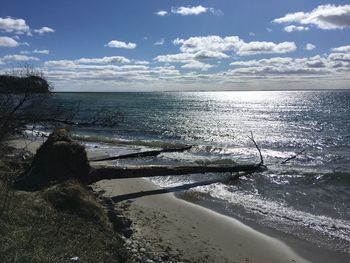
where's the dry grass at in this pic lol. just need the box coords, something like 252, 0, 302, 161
44, 181, 108, 224
0, 145, 129, 263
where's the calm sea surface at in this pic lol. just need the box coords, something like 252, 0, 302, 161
50, 91, 350, 253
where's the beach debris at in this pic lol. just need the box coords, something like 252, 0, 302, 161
89, 131, 266, 184
13, 128, 91, 190
88, 163, 265, 184
248, 131, 265, 167
89, 145, 192, 162
281, 149, 306, 164
13, 129, 265, 191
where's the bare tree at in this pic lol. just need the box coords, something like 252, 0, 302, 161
0, 64, 119, 142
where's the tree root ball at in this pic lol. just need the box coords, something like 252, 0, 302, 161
14, 129, 91, 191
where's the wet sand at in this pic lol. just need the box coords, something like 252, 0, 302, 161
94, 177, 309, 263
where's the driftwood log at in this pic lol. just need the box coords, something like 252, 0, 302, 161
13, 129, 265, 191
88, 164, 264, 184
89, 145, 192, 162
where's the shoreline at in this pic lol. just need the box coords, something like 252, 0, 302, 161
52, 89, 350, 93
176, 191, 350, 263
8, 137, 349, 262
94, 177, 309, 263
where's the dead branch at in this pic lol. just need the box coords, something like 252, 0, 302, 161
247, 131, 264, 166
90, 145, 192, 162
281, 149, 305, 164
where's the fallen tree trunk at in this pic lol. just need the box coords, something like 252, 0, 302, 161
88, 164, 265, 184
14, 129, 266, 191
90, 145, 192, 162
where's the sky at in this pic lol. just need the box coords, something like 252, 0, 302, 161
0, 0, 350, 91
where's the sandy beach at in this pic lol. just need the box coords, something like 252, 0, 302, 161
8, 137, 313, 263
94, 177, 310, 263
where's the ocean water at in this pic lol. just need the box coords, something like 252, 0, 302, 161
49, 91, 350, 253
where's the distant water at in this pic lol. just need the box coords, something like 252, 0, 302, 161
49, 91, 350, 253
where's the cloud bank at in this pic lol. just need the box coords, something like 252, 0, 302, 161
273, 4, 350, 30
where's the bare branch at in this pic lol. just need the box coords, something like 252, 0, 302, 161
281, 149, 305, 164
247, 131, 264, 166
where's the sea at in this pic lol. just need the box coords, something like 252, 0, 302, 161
43, 91, 350, 257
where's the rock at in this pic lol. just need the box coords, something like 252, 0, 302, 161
108, 210, 133, 237
122, 227, 133, 238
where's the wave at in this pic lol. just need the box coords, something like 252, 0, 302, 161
263, 168, 350, 185
194, 183, 350, 252
71, 134, 188, 149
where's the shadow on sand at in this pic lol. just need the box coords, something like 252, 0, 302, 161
111, 177, 236, 202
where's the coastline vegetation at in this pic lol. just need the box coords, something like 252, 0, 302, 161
0, 66, 131, 262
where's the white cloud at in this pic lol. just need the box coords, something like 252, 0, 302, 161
44, 61, 150, 72
21, 49, 50, 55
328, 52, 350, 63
44, 60, 76, 68
155, 53, 195, 63
229, 52, 350, 78
43, 60, 182, 85
193, 50, 229, 59
45, 56, 131, 67
0, 17, 30, 34
331, 45, 350, 53
154, 38, 165, 45
305, 43, 316, 51
34, 26, 55, 35
237, 41, 296, 55
273, 4, 350, 30
249, 32, 255, 36
76, 56, 131, 64
106, 40, 136, 49
134, 60, 150, 65
229, 56, 326, 76
230, 60, 260, 67
2, 54, 39, 62
160, 6, 221, 17
208, 8, 223, 16
181, 61, 213, 71
33, 49, 50, 54
273, 12, 307, 24
171, 5, 208, 16
42, 50, 350, 91
174, 35, 243, 53
155, 50, 228, 63
173, 35, 296, 56
155, 10, 168, 16
0, 36, 19, 47
284, 25, 309, 32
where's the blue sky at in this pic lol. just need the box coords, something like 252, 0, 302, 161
0, 0, 350, 91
